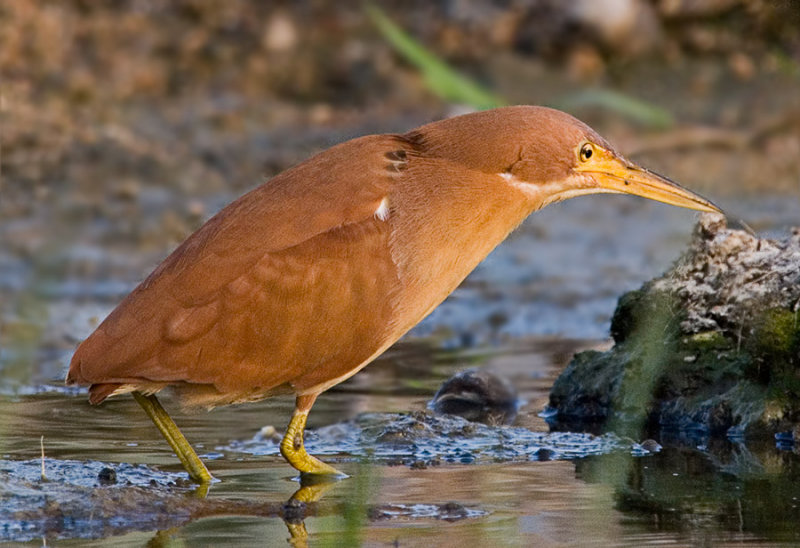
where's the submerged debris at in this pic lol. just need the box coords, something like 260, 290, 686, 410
367, 501, 486, 522
549, 214, 800, 439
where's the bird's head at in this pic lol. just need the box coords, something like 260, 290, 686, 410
411, 106, 721, 215
503, 107, 721, 214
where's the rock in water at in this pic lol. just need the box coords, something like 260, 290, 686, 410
548, 214, 800, 440
430, 369, 518, 425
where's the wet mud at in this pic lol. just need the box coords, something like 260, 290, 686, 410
225, 410, 653, 466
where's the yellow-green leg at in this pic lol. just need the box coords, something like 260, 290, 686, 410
280, 393, 345, 477
132, 391, 214, 484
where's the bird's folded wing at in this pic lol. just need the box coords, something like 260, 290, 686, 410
68, 134, 411, 386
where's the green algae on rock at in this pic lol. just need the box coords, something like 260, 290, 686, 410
549, 214, 800, 439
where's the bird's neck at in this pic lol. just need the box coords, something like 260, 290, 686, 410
386, 159, 533, 334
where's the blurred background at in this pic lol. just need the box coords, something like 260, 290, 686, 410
1, 2, 800, 544
2, 0, 799, 388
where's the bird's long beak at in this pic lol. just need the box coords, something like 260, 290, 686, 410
575, 149, 722, 214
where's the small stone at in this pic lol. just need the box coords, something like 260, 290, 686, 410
263, 12, 297, 53
113, 180, 141, 201
640, 439, 662, 453
439, 501, 469, 521
97, 467, 117, 485
187, 199, 205, 219
430, 369, 518, 425
256, 425, 281, 443
729, 52, 756, 81
281, 498, 306, 524
258, 425, 276, 437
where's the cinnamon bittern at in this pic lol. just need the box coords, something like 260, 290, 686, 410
66, 106, 720, 482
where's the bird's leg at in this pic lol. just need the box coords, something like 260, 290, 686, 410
280, 393, 345, 477
132, 391, 214, 484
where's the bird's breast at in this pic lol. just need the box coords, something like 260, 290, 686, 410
385, 160, 533, 336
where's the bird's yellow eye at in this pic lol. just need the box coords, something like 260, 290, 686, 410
579, 143, 594, 162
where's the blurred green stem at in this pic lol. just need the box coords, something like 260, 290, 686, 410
366, 4, 503, 110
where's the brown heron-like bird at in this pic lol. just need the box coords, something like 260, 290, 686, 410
66, 106, 720, 482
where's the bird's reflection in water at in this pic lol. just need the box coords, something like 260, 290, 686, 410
282, 475, 340, 547
144, 474, 341, 548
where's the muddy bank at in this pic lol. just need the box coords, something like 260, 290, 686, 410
549, 214, 800, 439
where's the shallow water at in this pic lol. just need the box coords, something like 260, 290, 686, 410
3, 194, 800, 545
3, 335, 800, 545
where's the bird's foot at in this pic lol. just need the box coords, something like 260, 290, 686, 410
280, 407, 347, 477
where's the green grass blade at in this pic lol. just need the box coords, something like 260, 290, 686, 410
366, 4, 504, 110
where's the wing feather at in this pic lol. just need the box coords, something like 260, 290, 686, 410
67, 134, 411, 401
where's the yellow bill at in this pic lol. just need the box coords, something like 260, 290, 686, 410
575, 145, 722, 214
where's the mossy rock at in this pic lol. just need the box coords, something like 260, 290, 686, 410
548, 216, 800, 440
